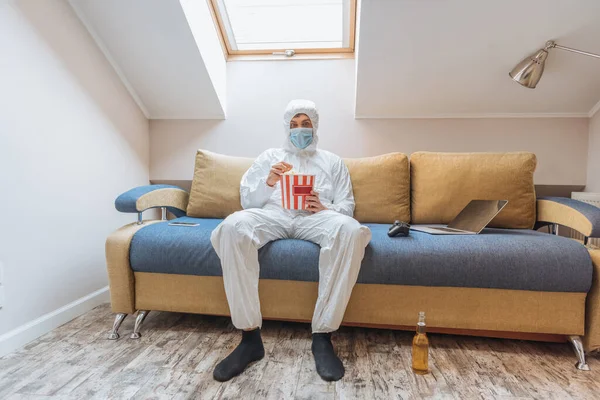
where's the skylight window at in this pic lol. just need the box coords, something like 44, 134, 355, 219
210, 0, 356, 57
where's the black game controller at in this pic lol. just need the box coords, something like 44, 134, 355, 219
388, 220, 410, 237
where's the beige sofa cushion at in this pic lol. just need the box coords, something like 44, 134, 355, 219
187, 150, 253, 218
410, 152, 537, 229
344, 153, 410, 223
187, 149, 411, 222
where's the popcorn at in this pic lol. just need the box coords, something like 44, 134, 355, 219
283, 168, 298, 175
280, 174, 315, 210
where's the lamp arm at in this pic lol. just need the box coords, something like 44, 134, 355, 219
547, 41, 600, 59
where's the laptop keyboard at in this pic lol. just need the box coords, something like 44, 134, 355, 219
434, 227, 466, 233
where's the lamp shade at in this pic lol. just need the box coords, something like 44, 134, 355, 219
509, 49, 549, 88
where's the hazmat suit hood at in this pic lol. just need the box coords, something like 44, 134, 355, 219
283, 99, 319, 154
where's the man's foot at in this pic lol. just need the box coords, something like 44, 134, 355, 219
213, 328, 265, 382
312, 332, 345, 381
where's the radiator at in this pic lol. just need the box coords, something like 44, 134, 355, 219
570, 192, 600, 248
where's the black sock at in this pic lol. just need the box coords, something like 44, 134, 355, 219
213, 328, 265, 382
311, 332, 345, 381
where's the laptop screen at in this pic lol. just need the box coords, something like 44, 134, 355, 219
447, 200, 508, 233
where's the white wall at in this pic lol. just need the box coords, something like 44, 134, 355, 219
150, 59, 589, 186
0, 0, 148, 350
586, 110, 600, 191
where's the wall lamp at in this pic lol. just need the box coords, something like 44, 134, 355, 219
509, 40, 600, 88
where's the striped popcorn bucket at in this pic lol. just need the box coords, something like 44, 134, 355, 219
280, 174, 315, 210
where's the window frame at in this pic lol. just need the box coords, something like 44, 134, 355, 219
207, 0, 357, 58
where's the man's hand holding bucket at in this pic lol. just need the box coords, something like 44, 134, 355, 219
306, 190, 327, 213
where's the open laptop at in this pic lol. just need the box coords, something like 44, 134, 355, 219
410, 200, 508, 235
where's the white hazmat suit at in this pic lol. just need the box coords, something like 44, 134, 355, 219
211, 100, 372, 333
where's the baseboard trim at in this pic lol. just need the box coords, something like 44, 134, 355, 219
0, 286, 110, 358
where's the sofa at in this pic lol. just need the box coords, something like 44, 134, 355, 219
105, 150, 600, 370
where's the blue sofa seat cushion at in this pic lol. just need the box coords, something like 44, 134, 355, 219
129, 217, 593, 293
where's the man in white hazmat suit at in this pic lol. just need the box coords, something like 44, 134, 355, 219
210, 99, 372, 382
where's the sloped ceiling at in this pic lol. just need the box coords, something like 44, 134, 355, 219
71, 0, 600, 119
356, 0, 600, 117
69, 0, 225, 119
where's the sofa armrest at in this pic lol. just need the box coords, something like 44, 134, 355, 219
105, 220, 162, 314
585, 248, 600, 353
537, 197, 600, 238
115, 184, 189, 217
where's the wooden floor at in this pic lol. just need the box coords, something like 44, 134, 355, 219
2, 304, 600, 400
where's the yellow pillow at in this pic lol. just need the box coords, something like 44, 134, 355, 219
186, 150, 253, 218
344, 153, 410, 223
410, 152, 537, 229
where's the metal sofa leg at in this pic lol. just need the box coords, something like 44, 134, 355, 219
569, 335, 591, 371
130, 310, 150, 339
108, 313, 128, 340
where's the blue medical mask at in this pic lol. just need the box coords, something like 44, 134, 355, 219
289, 128, 314, 149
